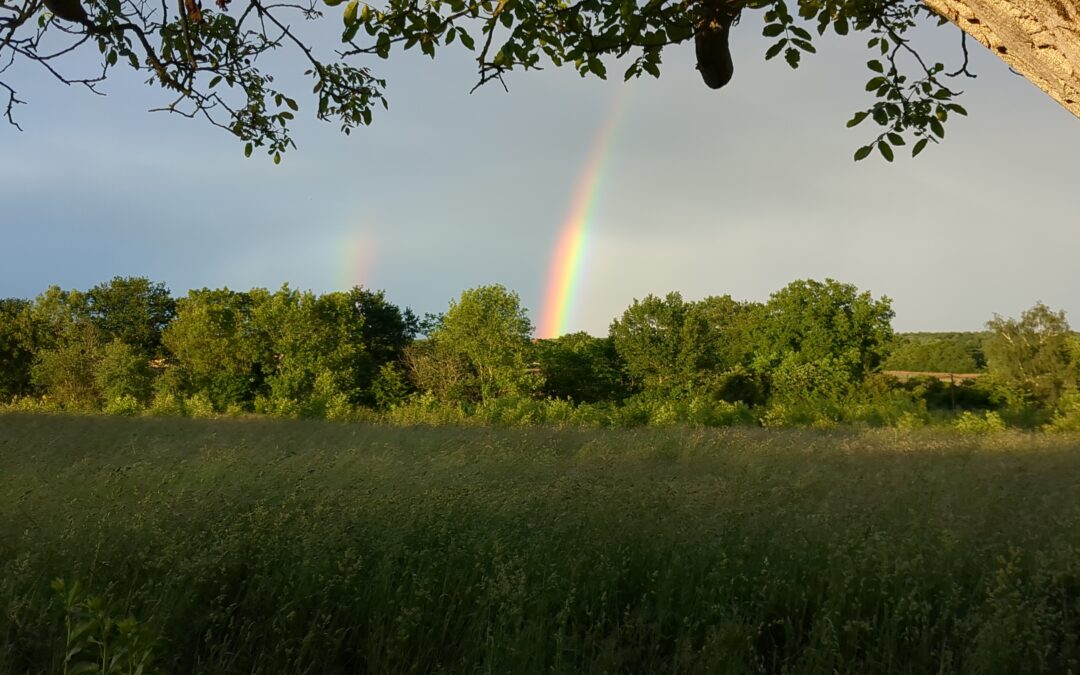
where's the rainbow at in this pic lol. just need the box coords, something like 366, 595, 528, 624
537, 95, 625, 339
341, 227, 376, 290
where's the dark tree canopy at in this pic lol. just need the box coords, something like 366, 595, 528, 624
2, 0, 974, 161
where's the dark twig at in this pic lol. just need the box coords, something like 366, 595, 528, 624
946, 30, 976, 78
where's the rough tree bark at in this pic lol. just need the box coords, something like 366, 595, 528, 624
922, 0, 1080, 118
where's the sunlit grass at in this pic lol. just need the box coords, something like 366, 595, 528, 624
2, 414, 1079, 673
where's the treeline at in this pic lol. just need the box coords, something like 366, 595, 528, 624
2, 277, 1079, 430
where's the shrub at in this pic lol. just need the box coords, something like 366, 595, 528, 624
323, 393, 361, 422
184, 393, 216, 419
760, 402, 838, 429
147, 391, 185, 417
0, 395, 60, 413
103, 394, 143, 417
385, 392, 473, 426
1045, 391, 1080, 432
371, 362, 411, 410
953, 410, 1006, 434
254, 395, 301, 419
894, 411, 926, 431
685, 397, 753, 427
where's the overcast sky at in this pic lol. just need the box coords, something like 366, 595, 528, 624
2, 14, 1077, 336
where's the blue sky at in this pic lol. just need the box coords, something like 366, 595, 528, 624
2, 14, 1078, 335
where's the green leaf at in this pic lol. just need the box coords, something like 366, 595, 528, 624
274, 151, 282, 165
947, 103, 968, 116
764, 39, 786, 60
877, 140, 894, 161
912, 138, 928, 157
458, 29, 475, 50
929, 118, 945, 138
789, 25, 811, 40
324, 0, 344, 7
376, 32, 391, 58
866, 60, 883, 73
865, 76, 886, 91
887, 132, 905, 145
853, 145, 872, 161
343, 0, 358, 25
762, 24, 785, 37
244, 142, 253, 158
667, 21, 692, 42
846, 111, 868, 128
791, 38, 815, 53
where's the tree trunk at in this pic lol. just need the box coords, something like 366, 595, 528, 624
922, 0, 1080, 119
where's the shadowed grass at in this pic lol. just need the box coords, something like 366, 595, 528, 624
2, 414, 1079, 673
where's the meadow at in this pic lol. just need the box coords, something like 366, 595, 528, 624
2, 414, 1080, 674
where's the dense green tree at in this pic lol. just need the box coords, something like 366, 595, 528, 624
883, 332, 986, 373
27, 287, 104, 408
252, 285, 416, 408
86, 277, 176, 357
247, 285, 308, 404
30, 286, 92, 350
757, 279, 894, 380
30, 327, 103, 409
161, 288, 263, 410
693, 294, 762, 371
609, 292, 762, 396
370, 362, 411, 409
536, 332, 628, 403
609, 292, 710, 395
428, 285, 537, 402
984, 302, 1075, 408
0, 299, 37, 400
402, 339, 475, 402
95, 339, 154, 403
348, 287, 418, 368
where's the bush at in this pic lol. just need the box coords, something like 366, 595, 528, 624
384, 392, 473, 426
760, 402, 838, 429
184, 393, 216, 419
894, 411, 926, 431
103, 394, 143, 416
0, 395, 61, 413
371, 363, 411, 410
254, 395, 301, 419
953, 410, 1006, 434
147, 391, 185, 417
1045, 391, 1080, 432
567, 401, 615, 428
323, 393, 362, 422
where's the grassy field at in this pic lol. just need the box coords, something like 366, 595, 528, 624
2, 414, 1080, 674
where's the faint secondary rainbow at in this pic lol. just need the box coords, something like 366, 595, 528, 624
538, 96, 625, 339
340, 227, 377, 290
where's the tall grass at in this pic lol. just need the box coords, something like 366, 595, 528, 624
2, 414, 1079, 673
